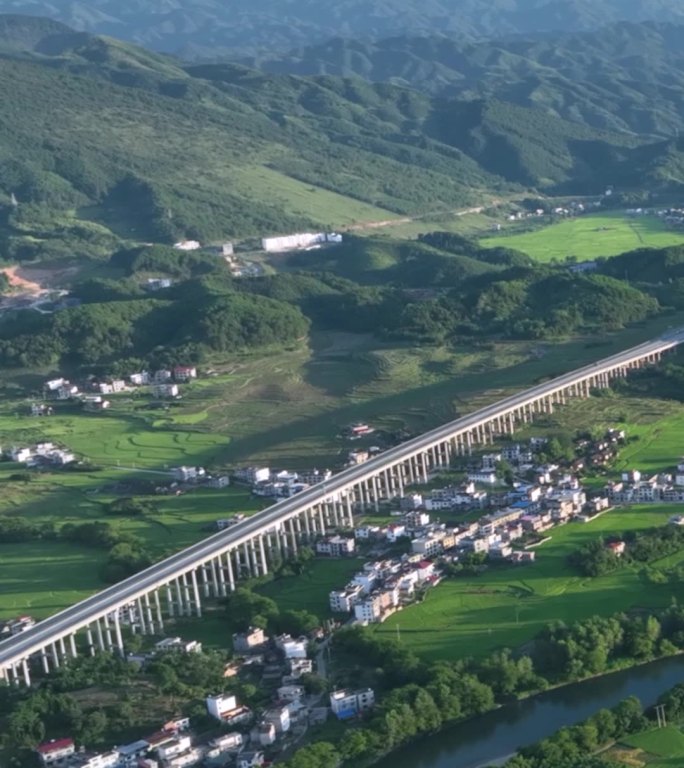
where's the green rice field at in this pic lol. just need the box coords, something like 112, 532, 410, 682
376, 504, 684, 662
480, 212, 684, 262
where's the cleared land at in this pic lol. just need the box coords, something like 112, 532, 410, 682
480, 212, 684, 262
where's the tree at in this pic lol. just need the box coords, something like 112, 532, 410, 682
78, 709, 108, 745
284, 741, 340, 768
224, 588, 279, 631
301, 673, 328, 695
339, 729, 374, 761
275, 609, 320, 636
612, 697, 646, 736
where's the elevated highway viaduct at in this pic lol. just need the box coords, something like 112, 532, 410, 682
2, 330, 683, 684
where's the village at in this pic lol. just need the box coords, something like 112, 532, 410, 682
28, 624, 372, 768
8, 418, 681, 768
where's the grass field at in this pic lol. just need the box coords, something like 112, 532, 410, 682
0, 465, 266, 618
167, 311, 684, 469
257, 558, 365, 617
230, 165, 400, 228
480, 212, 684, 262
375, 504, 684, 662
610, 725, 684, 767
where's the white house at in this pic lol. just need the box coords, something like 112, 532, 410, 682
157, 736, 192, 761
354, 588, 398, 624
277, 685, 305, 703
209, 475, 231, 488
10, 446, 33, 463
467, 470, 498, 485
254, 722, 276, 746
261, 232, 327, 253
404, 510, 430, 528
164, 748, 202, 768
330, 688, 375, 720
209, 732, 243, 752
129, 372, 151, 386
154, 637, 202, 654
263, 705, 291, 733
172, 466, 205, 482
481, 453, 502, 470
173, 366, 197, 381
153, 383, 179, 398
351, 566, 381, 594
400, 494, 424, 511
275, 634, 308, 659
354, 525, 382, 540
385, 524, 406, 543
75, 752, 119, 768
206, 693, 239, 720
411, 532, 446, 557
288, 658, 313, 677
316, 536, 356, 557
233, 626, 267, 654
234, 467, 270, 484
173, 240, 201, 251
329, 584, 363, 613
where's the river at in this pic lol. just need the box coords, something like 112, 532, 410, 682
376, 655, 684, 768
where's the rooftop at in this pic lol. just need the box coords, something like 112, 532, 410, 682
37, 738, 75, 754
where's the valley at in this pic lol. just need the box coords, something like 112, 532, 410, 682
2, 6, 684, 768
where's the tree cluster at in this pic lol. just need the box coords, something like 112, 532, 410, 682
0, 647, 239, 756
0, 280, 310, 368
224, 586, 320, 637
505, 696, 647, 768
0, 517, 153, 585
284, 601, 684, 768
569, 524, 684, 577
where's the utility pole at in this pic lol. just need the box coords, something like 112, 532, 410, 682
655, 704, 667, 728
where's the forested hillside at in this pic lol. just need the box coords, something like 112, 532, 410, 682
0, 16, 508, 256
2, 0, 684, 56
2, 15, 684, 261
1, 234, 672, 370
248, 22, 684, 135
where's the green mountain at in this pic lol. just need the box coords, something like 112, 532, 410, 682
0, 16, 508, 258
1, 1, 684, 57
247, 22, 684, 135
1, 14, 684, 263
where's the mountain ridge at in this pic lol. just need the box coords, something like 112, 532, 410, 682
2, 1, 684, 57
0, 14, 682, 264
243, 21, 684, 136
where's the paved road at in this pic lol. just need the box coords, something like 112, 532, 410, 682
1, 331, 682, 670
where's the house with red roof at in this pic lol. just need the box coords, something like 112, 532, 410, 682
607, 540, 626, 556
36, 738, 75, 766
173, 366, 197, 382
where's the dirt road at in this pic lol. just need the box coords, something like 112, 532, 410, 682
342, 203, 497, 232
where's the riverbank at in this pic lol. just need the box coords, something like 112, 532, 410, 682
372, 654, 684, 768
